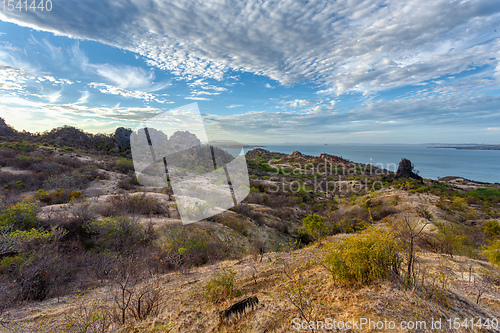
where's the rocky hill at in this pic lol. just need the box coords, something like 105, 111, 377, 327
0, 118, 19, 139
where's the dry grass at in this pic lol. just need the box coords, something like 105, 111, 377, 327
2, 236, 498, 333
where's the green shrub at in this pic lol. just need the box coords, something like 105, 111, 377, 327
465, 188, 500, 204
0, 141, 36, 152
36, 188, 80, 205
323, 227, 401, 284
0, 227, 66, 270
159, 224, 239, 269
483, 220, 500, 237
0, 201, 39, 231
8, 228, 54, 242
482, 240, 500, 267
114, 157, 135, 174
335, 217, 367, 234
416, 186, 431, 193
203, 268, 238, 303
85, 216, 146, 253
301, 214, 328, 243
435, 224, 477, 258
465, 209, 478, 220
451, 197, 468, 211
0, 253, 27, 269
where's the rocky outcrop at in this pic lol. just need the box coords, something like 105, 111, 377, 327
311, 153, 350, 165
395, 158, 423, 181
114, 127, 132, 150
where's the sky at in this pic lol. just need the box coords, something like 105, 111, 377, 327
0, 0, 499, 144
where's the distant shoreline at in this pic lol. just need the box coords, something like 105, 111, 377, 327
242, 145, 267, 149
427, 145, 500, 150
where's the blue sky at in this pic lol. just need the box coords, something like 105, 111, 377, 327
0, 0, 500, 144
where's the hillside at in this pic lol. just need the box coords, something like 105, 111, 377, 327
0, 120, 499, 332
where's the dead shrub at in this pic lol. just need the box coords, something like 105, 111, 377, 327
99, 193, 168, 217
117, 176, 139, 190
371, 206, 397, 221
60, 294, 114, 333
129, 277, 165, 321
43, 174, 78, 190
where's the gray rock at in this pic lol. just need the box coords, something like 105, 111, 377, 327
114, 127, 132, 150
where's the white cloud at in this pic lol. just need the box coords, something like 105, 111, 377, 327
0, 64, 26, 91
495, 58, 500, 80
37, 75, 74, 85
203, 93, 500, 142
0, 93, 165, 130
227, 104, 243, 108
191, 90, 222, 96
89, 82, 171, 103
187, 79, 228, 92
286, 99, 312, 108
76, 91, 90, 104
46, 90, 62, 103
184, 96, 212, 101
5, 0, 497, 94
42, 103, 163, 121
94, 64, 155, 90
30, 36, 63, 62
0, 0, 499, 144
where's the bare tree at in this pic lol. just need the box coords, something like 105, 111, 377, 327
109, 257, 141, 325
275, 244, 316, 333
402, 214, 428, 285
393, 182, 430, 287
469, 272, 496, 305
108, 254, 165, 325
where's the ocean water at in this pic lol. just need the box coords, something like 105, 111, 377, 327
247, 145, 500, 184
